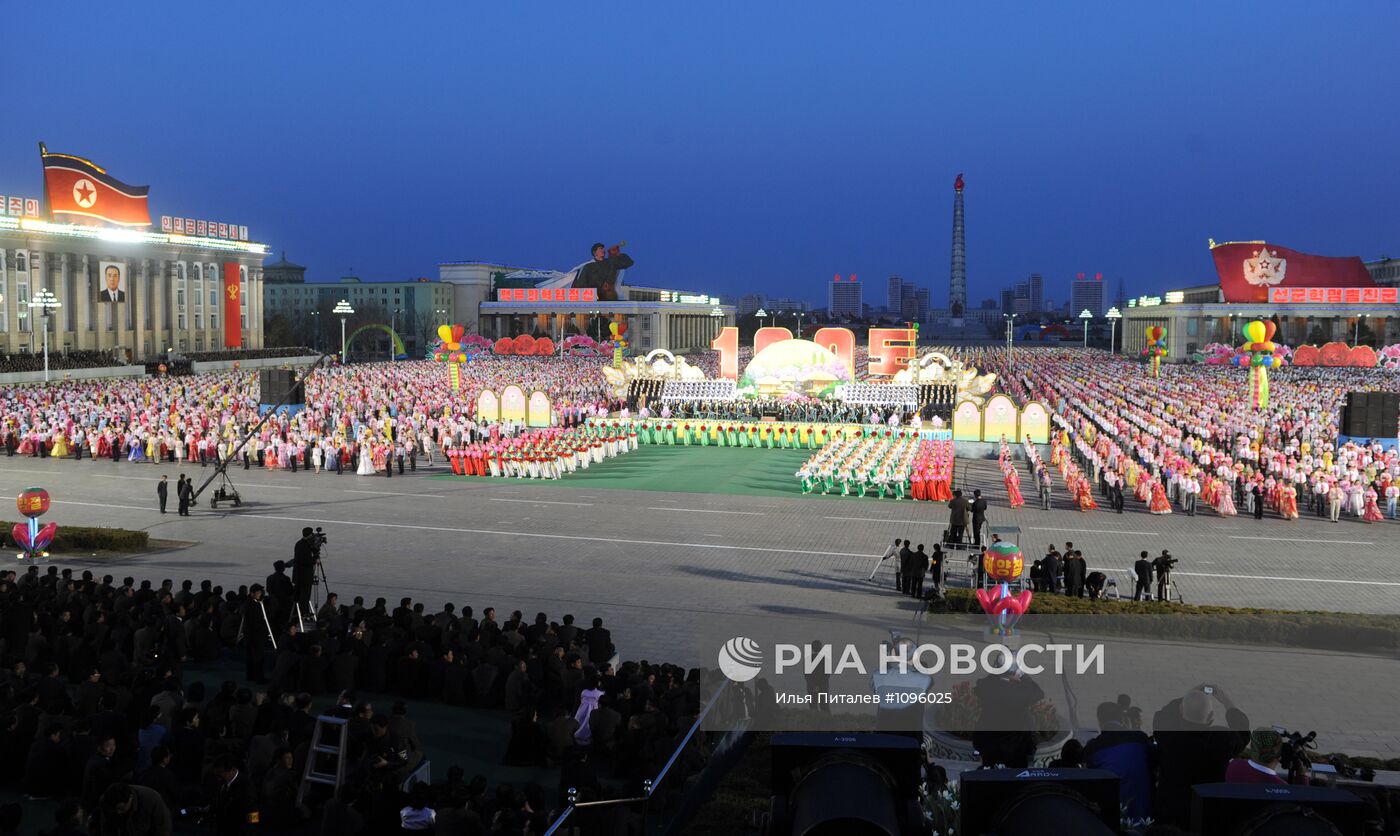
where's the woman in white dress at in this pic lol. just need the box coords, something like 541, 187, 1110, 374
356, 443, 377, 476
312, 443, 324, 473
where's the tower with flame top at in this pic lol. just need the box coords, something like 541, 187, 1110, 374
949, 173, 966, 319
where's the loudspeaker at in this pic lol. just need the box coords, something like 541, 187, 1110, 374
1190, 782, 1370, 835
959, 768, 1119, 835
258, 369, 304, 406
767, 733, 923, 836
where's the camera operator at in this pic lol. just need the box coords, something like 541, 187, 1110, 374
1226, 727, 1306, 786
1151, 550, 1177, 602
292, 527, 322, 616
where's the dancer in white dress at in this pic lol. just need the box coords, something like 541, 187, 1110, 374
356, 444, 377, 476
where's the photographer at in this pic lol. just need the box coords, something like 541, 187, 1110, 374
1151, 684, 1250, 826
291, 527, 322, 616
1226, 727, 1296, 786
1151, 550, 1176, 602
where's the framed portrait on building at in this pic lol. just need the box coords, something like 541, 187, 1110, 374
99, 261, 127, 303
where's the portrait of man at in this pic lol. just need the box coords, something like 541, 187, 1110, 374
99, 262, 126, 302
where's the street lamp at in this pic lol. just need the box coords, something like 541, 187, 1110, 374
333, 299, 354, 364
1079, 308, 1093, 349
309, 310, 321, 350
795, 309, 805, 337
1105, 307, 1122, 354
1004, 313, 1016, 373
755, 308, 768, 330
29, 289, 61, 382
390, 308, 402, 360
1354, 313, 1368, 345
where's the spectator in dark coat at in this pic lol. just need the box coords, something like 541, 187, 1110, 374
1151, 686, 1250, 826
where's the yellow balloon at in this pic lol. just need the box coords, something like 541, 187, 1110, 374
1243, 320, 1266, 344
437, 324, 453, 343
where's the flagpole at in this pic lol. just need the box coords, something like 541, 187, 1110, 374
37, 142, 50, 219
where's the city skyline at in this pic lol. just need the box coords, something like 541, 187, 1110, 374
3, 2, 1397, 309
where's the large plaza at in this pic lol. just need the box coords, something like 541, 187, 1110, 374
10, 444, 1396, 667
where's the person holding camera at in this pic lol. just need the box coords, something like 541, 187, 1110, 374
1152, 684, 1250, 826
1225, 727, 1292, 785
292, 528, 320, 616
1152, 550, 1176, 601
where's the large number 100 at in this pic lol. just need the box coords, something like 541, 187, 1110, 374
709, 326, 915, 380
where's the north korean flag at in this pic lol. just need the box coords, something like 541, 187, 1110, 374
40, 145, 151, 227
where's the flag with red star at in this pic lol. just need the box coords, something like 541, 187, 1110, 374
40, 144, 151, 227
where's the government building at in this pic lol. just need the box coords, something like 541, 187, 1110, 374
1, 148, 268, 360
1120, 240, 1400, 358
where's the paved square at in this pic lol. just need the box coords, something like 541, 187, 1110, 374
4, 448, 1395, 669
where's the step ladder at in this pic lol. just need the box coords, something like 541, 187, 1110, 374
296, 715, 348, 806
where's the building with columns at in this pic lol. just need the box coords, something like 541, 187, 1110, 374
0, 216, 268, 359
1120, 283, 1399, 359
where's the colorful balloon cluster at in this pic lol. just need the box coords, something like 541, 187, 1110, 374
1142, 326, 1168, 378
1231, 319, 1286, 409
975, 541, 1033, 636
13, 487, 57, 561
432, 324, 471, 390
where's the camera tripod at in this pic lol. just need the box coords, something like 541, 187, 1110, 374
310, 554, 331, 611
1154, 569, 1184, 604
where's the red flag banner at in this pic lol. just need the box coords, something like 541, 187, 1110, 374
223, 262, 242, 348
1210, 240, 1375, 303
40, 146, 151, 227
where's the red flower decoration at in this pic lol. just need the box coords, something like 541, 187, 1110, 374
534, 337, 555, 356
493, 337, 514, 355
513, 334, 537, 355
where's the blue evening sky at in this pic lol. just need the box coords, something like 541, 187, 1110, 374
5, 1, 1397, 309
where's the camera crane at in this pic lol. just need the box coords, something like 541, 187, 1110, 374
190, 351, 335, 509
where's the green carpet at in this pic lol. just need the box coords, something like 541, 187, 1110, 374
432, 445, 871, 499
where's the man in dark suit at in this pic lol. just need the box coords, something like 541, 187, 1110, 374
175, 475, 189, 516
242, 585, 271, 684
156, 475, 168, 514
970, 490, 988, 546
910, 544, 930, 599
210, 755, 257, 835
927, 545, 944, 597
947, 490, 969, 544
100, 264, 126, 302
1063, 550, 1087, 597
585, 617, 612, 667
1251, 484, 1265, 519
1041, 549, 1062, 594
897, 540, 914, 596
292, 528, 318, 615
1133, 551, 1153, 601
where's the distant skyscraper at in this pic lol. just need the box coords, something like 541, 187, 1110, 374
1116, 276, 1127, 309
737, 293, 764, 316
1028, 273, 1044, 313
828, 273, 862, 319
887, 276, 904, 311
1071, 272, 1107, 317
914, 287, 930, 321
949, 173, 966, 316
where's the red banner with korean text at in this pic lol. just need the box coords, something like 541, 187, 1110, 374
1211, 241, 1376, 303
497, 288, 597, 302
223, 262, 242, 348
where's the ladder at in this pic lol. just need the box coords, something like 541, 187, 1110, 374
296, 715, 348, 806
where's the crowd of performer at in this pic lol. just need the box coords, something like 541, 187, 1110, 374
0, 357, 623, 478
985, 349, 1399, 523
445, 425, 638, 479
794, 436, 953, 500
1, 346, 1396, 526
